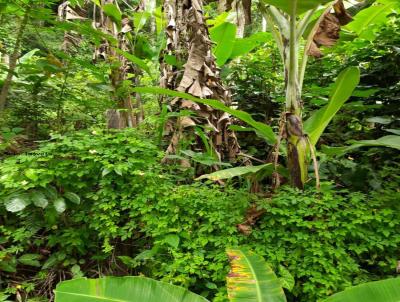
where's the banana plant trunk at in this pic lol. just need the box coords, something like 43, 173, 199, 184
284, 6, 308, 189
160, 0, 240, 164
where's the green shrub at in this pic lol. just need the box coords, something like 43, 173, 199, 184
0, 129, 399, 302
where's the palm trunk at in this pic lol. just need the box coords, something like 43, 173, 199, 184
0, 9, 30, 111
161, 0, 240, 164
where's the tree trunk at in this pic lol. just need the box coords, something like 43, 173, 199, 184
92, 0, 138, 128
161, 0, 240, 164
0, 9, 30, 112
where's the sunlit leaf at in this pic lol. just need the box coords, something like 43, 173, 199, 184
210, 22, 237, 66
31, 191, 48, 208
304, 67, 360, 146
4, 195, 30, 212
54, 276, 209, 302
197, 164, 273, 181
323, 278, 400, 302
102, 3, 122, 26
346, 0, 399, 41
54, 197, 66, 213
226, 248, 287, 302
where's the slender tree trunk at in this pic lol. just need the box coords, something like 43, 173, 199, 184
160, 0, 240, 164
93, 0, 138, 128
0, 9, 30, 112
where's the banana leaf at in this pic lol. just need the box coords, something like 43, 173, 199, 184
323, 278, 400, 302
322, 135, 400, 156
197, 164, 273, 181
54, 276, 209, 302
132, 87, 276, 145
304, 67, 360, 146
261, 0, 331, 15
226, 248, 286, 302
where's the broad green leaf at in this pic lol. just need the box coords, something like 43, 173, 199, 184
226, 248, 287, 302
64, 192, 81, 205
54, 197, 66, 213
132, 87, 276, 144
18, 254, 41, 267
262, 0, 331, 15
230, 32, 272, 59
4, 195, 30, 212
31, 191, 48, 208
323, 278, 400, 302
133, 12, 151, 32
197, 164, 273, 181
304, 67, 360, 146
115, 48, 152, 77
163, 234, 180, 249
0, 257, 17, 273
210, 22, 237, 66
346, 0, 399, 41
25, 169, 38, 181
366, 116, 392, 125
44, 186, 58, 200
385, 129, 400, 135
322, 135, 400, 156
102, 3, 122, 26
54, 276, 209, 302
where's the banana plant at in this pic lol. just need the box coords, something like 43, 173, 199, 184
257, 0, 362, 188
54, 248, 400, 302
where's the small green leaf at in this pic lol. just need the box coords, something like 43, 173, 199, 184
25, 169, 38, 181
42, 255, 59, 270
64, 192, 81, 205
44, 186, 58, 200
31, 191, 48, 208
164, 234, 180, 249
279, 265, 295, 291
0, 258, 17, 273
4, 195, 31, 212
54, 197, 66, 213
18, 254, 41, 267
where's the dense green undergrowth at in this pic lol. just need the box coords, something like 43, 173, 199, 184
0, 129, 399, 301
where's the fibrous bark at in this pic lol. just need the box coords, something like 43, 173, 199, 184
161, 0, 240, 163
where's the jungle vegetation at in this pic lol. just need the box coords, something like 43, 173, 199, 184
0, 0, 399, 301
